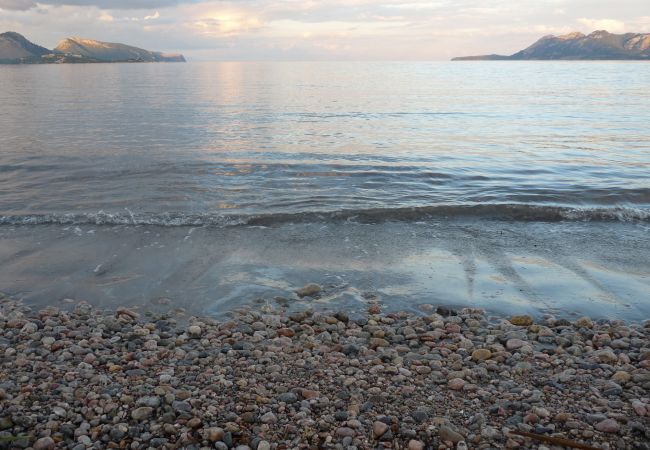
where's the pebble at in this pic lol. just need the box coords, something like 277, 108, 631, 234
33, 437, 55, 450
448, 378, 466, 390
471, 348, 492, 361
373, 420, 389, 438
295, 283, 321, 297
0, 297, 646, 450
439, 425, 464, 443
595, 418, 621, 433
187, 325, 202, 337
509, 315, 533, 326
131, 406, 153, 421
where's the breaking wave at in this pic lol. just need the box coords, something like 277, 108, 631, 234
0, 204, 648, 227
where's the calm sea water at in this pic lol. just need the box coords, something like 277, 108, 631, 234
0, 61, 649, 224
1, 62, 649, 320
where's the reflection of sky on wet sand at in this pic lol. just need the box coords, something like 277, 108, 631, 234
1, 220, 647, 321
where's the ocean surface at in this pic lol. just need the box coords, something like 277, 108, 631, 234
0, 61, 648, 319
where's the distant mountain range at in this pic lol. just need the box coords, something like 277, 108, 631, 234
453, 30, 650, 60
0, 32, 185, 64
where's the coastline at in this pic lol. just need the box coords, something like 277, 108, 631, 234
1, 295, 648, 449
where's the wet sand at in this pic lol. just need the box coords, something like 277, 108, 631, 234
0, 219, 648, 321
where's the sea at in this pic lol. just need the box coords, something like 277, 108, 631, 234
0, 61, 648, 320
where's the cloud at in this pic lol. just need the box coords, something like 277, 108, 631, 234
3, 0, 200, 10
0, 0, 36, 10
577, 18, 626, 33
2, 0, 649, 60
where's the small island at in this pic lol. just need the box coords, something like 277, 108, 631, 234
0, 31, 185, 64
453, 30, 650, 61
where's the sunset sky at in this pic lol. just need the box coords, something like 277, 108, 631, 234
1, 0, 649, 60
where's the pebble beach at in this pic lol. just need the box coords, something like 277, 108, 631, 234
1, 291, 649, 450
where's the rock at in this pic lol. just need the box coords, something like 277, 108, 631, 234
368, 304, 381, 314
595, 419, 620, 433
506, 338, 526, 350
260, 412, 278, 424
300, 389, 320, 399
575, 316, 593, 328
370, 338, 390, 348
258, 441, 271, 450
611, 371, 630, 383
187, 417, 202, 428
408, 440, 425, 450
295, 283, 321, 298
277, 328, 295, 338
33, 437, 55, 450
373, 421, 390, 439
188, 325, 202, 337
131, 407, 153, 421
510, 315, 533, 326
137, 396, 161, 408
631, 400, 647, 416
592, 349, 618, 364
471, 348, 492, 361
206, 427, 225, 442
439, 425, 464, 443
448, 378, 466, 390
336, 427, 356, 438
278, 392, 298, 403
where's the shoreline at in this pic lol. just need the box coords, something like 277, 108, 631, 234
1, 296, 648, 449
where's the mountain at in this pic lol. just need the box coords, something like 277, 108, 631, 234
453, 30, 650, 61
0, 31, 51, 63
0, 31, 185, 64
54, 37, 185, 62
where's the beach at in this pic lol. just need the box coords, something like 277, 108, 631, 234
1, 61, 649, 449
1, 295, 648, 449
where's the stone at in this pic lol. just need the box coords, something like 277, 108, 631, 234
506, 338, 526, 350
187, 417, 202, 428
278, 392, 298, 403
137, 396, 161, 408
206, 427, 225, 442
408, 440, 425, 450
300, 389, 320, 399
631, 400, 647, 417
370, 338, 390, 348
575, 316, 593, 328
592, 349, 618, 364
611, 371, 630, 383
258, 441, 271, 450
277, 328, 295, 338
448, 378, 466, 390
260, 412, 278, 424
336, 427, 356, 438
131, 407, 153, 421
471, 348, 492, 361
33, 437, 55, 450
295, 283, 321, 298
510, 315, 533, 326
373, 421, 390, 439
595, 419, 620, 433
188, 325, 202, 337
439, 425, 464, 443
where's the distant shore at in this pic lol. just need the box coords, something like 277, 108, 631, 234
1, 294, 648, 450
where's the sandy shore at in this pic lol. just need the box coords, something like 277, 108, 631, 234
1, 294, 649, 450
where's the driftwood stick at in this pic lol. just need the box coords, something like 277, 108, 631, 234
509, 430, 602, 450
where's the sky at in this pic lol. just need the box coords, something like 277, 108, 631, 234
1, 0, 649, 60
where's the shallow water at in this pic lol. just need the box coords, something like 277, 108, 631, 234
0, 62, 648, 318
0, 220, 648, 321
1, 61, 649, 223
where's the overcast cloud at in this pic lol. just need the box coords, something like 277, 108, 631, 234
1, 0, 649, 60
